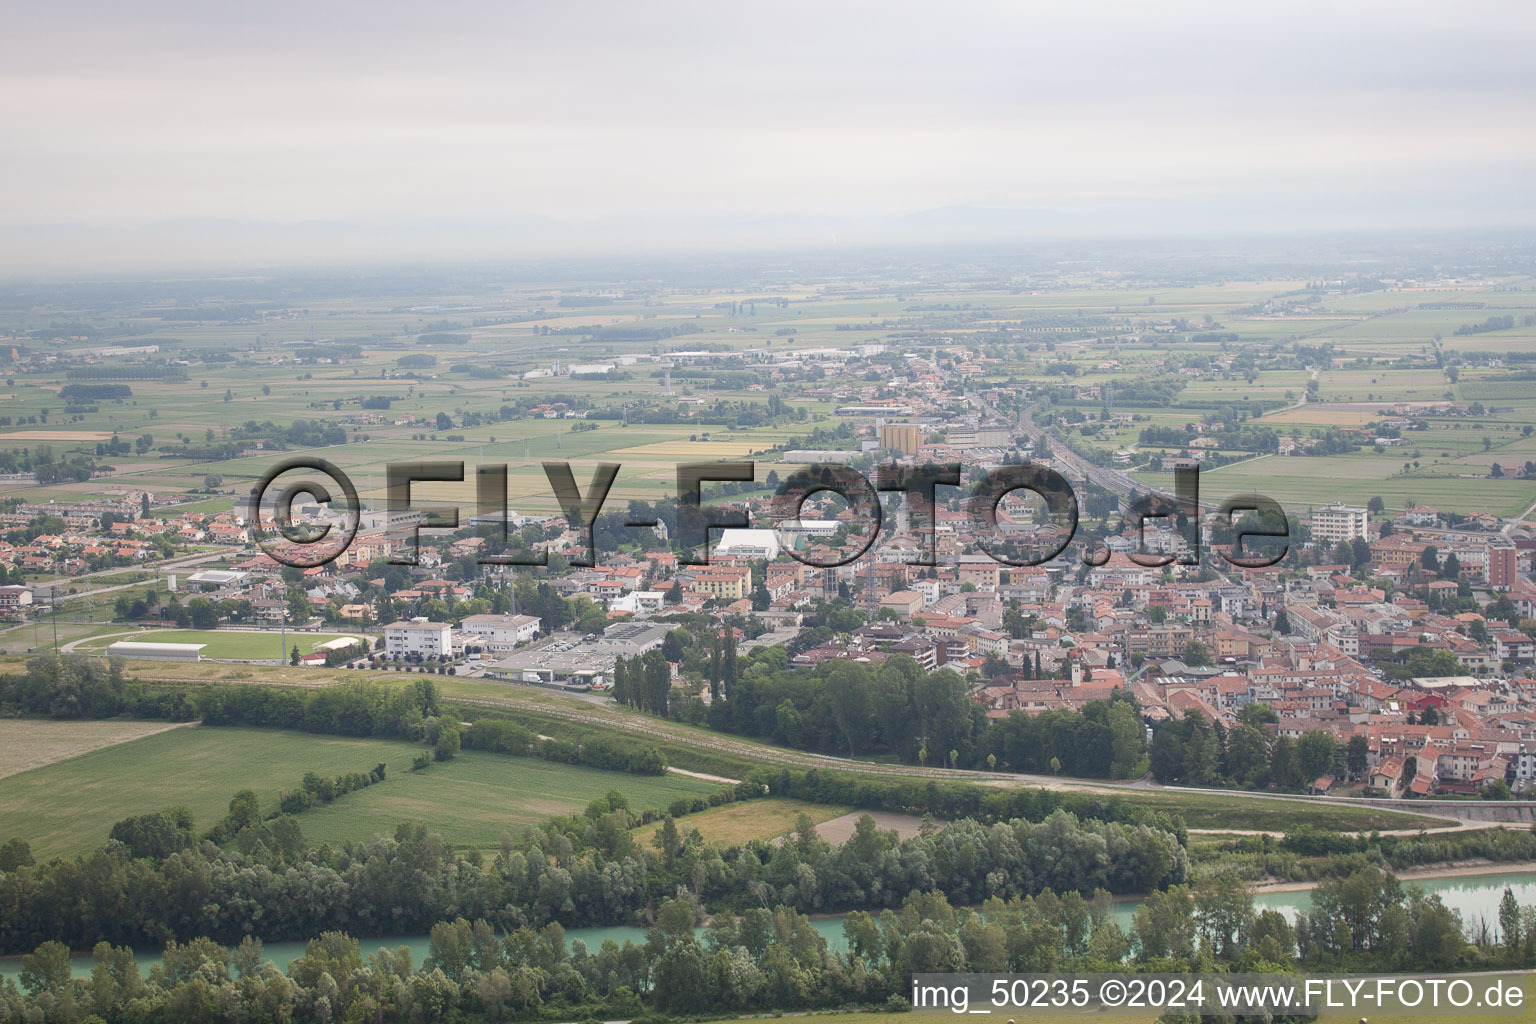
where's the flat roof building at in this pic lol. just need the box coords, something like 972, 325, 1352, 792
487, 621, 670, 687
384, 619, 452, 657
107, 641, 206, 661
1311, 504, 1369, 545
459, 613, 542, 650
713, 529, 781, 560
780, 450, 860, 464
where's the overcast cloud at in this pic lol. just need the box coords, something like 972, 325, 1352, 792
2, 0, 1534, 269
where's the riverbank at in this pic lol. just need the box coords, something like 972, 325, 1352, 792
9, 865, 1536, 981
1254, 859, 1536, 893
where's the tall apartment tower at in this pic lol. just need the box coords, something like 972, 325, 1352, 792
1310, 504, 1369, 545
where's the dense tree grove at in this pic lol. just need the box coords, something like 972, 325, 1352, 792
611, 651, 671, 716
4, 859, 1531, 1023
1148, 706, 1346, 792
195, 677, 444, 737
696, 648, 1147, 779
228, 418, 348, 449
0, 806, 1185, 957
0, 893, 1161, 1023
1211, 825, 1536, 882
0, 654, 198, 722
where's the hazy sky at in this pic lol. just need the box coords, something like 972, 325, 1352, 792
4, 0, 1535, 268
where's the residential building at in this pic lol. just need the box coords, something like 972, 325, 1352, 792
1311, 504, 1369, 545
385, 618, 453, 658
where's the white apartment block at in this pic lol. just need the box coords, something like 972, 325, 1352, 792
385, 618, 453, 658
1310, 504, 1369, 545
609, 591, 666, 615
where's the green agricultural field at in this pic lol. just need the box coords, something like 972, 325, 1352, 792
0, 724, 719, 859
1137, 453, 1536, 516
76, 628, 373, 660
0, 726, 427, 858
3, 270, 1533, 524
2, 270, 1532, 530
297, 753, 720, 849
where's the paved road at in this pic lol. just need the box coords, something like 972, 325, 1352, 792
54, 552, 229, 602
437, 681, 1519, 826
30, 550, 228, 607
969, 393, 1178, 506
113, 665, 1519, 826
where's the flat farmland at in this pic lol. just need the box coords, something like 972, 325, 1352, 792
1261, 404, 1381, 427
0, 429, 116, 442
1312, 371, 1452, 403
1162, 455, 1536, 515
0, 724, 719, 858
0, 726, 429, 858
0, 718, 195, 781
3, 272, 1533, 538
80, 418, 818, 513
296, 752, 720, 849
1444, 329, 1536, 353
1177, 373, 1309, 400
600, 438, 769, 460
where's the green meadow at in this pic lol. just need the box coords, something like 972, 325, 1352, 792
0, 724, 716, 858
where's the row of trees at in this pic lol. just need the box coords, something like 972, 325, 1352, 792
0, 804, 1185, 956
7, 865, 1530, 1023
683, 646, 1148, 779
611, 650, 672, 715
0, 892, 1141, 1022
462, 718, 666, 776
0, 654, 199, 722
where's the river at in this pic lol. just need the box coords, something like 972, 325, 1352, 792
7, 870, 1534, 981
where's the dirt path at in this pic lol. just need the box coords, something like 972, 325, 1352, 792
667, 767, 740, 785
811, 810, 927, 844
